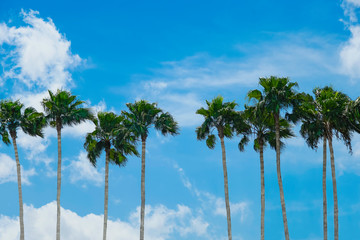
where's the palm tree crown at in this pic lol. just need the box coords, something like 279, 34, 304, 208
0, 100, 45, 139
196, 95, 244, 147
123, 100, 179, 140
42, 89, 93, 129
239, 103, 293, 153
84, 111, 139, 167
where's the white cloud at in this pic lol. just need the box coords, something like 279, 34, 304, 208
133, 35, 338, 128
0, 153, 36, 185
0, 10, 88, 137
340, 25, 360, 78
66, 151, 103, 186
16, 131, 50, 160
0, 202, 209, 240
0, 10, 82, 90
342, 0, 360, 23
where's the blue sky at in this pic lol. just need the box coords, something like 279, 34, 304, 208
1, 0, 360, 239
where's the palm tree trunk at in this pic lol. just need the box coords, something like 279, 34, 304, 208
103, 148, 110, 240
323, 136, 327, 240
11, 133, 24, 240
260, 142, 265, 240
220, 136, 232, 240
274, 114, 290, 240
56, 124, 62, 240
140, 138, 146, 240
328, 135, 338, 240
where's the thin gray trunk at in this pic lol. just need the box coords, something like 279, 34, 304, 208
12, 133, 24, 240
140, 138, 146, 240
323, 136, 327, 240
260, 142, 265, 240
274, 114, 290, 240
220, 136, 232, 240
56, 125, 62, 240
103, 148, 110, 240
328, 135, 338, 240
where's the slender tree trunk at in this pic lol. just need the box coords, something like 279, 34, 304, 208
220, 136, 232, 240
323, 136, 327, 240
260, 142, 265, 240
328, 135, 338, 240
140, 138, 146, 240
56, 124, 62, 240
274, 114, 290, 240
11, 133, 24, 240
103, 148, 110, 240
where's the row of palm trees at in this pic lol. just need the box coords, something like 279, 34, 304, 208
0, 91, 179, 240
1, 76, 359, 240
195, 76, 360, 240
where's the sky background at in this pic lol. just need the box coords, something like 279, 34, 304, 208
1, 0, 360, 239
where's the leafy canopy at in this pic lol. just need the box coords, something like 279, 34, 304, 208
298, 86, 355, 152
248, 76, 299, 115
196, 95, 249, 149
122, 100, 179, 141
84, 112, 139, 167
0, 99, 46, 143
42, 89, 93, 129
239, 101, 294, 153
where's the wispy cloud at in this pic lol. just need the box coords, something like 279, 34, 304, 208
174, 163, 250, 222
66, 151, 103, 187
131, 33, 341, 128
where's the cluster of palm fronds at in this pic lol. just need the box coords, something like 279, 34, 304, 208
2, 76, 359, 240
0, 90, 179, 240
195, 76, 360, 240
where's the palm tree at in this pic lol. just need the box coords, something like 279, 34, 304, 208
196, 95, 249, 240
84, 112, 138, 240
301, 87, 354, 240
289, 91, 329, 239
0, 100, 46, 240
122, 100, 179, 240
42, 90, 93, 240
239, 102, 293, 240
248, 76, 299, 240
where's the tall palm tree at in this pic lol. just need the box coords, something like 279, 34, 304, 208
0, 100, 46, 240
122, 100, 179, 240
239, 102, 293, 240
196, 95, 249, 240
248, 76, 299, 240
302, 87, 354, 240
84, 112, 138, 240
289, 91, 329, 239
42, 90, 93, 240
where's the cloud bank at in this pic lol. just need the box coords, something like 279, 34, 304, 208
0, 202, 209, 240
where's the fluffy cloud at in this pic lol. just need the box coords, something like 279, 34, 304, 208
0, 9, 81, 90
66, 151, 103, 186
340, 25, 360, 78
0, 202, 209, 240
0, 153, 36, 185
